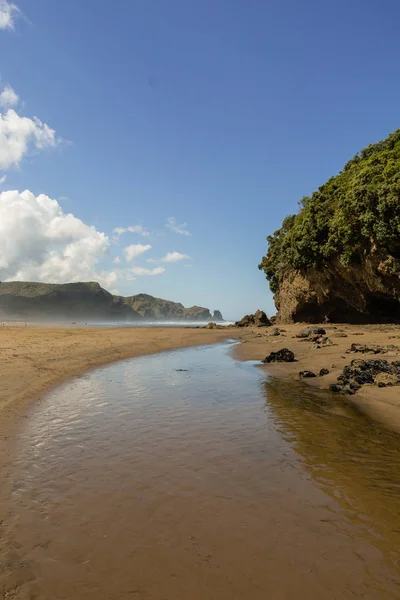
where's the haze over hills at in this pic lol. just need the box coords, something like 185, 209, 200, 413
0, 282, 223, 322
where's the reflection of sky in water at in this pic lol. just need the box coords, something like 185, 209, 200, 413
6, 342, 400, 599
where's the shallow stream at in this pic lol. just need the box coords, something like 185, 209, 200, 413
1, 342, 400, 599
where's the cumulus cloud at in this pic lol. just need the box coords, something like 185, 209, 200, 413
124, 243, 152, 262
0, 108, 59, 170
0, 85, 19, 108
130, 266, 165, 276
0, 0, 19, 30
0, 174, 6, 184
113, 256, 121, 264
161, 251, 191, 263
0, 189, 112, 285
148, 251, 191, 264
113, 225, 149, 239
166, 216, 191, 237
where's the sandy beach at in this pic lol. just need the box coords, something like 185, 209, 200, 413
0, 326, 242, 422
1, 323, 400, 432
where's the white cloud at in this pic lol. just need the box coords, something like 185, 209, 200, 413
161, 251, 191, 263
0, 174, 6, 184
0, 85, 19, 109
148, 251, 191, 264
113, 256, 121, 264
130, 266, 165, 276
166, 216, 191, 237
124, 243, 152, 262
0, 0, 19, 30
113, 225, 150, 239
0, 189, 112, 285
113, 227, 125, 237
0, 108, 59, 170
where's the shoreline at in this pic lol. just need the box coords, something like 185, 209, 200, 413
233, 322, 400, 433
0, 326, 249, 429
1, 323, 400, 433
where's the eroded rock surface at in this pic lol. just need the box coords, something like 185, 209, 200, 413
236, 310, 271, 328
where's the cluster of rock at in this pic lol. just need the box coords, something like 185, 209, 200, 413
296, 326, 326, 338
236, 310, 271, 327
347, 343, 399, 355
330, 358, 400, 394
296, 325, 334, 349
204, 322, 225, 329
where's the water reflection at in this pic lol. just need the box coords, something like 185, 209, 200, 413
262, 377, 400, 567
1, 343, 399, 599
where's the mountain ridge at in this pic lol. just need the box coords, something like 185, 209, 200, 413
0, 281, 223, 322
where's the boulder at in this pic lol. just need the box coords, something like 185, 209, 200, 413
262, 348, 295, 363
236, 310, 271, 328
319, 368, 330, 376
296, 326, 326, 338
299, 370, 317, 378
269, 327, 280, 336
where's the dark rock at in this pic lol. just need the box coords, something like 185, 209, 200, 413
269, 327, 280, 336
254, 309, 271, 327
349, 381, 361, 391
319, 368, 330, 376
262, 348, 295, 363
299, 370, 317, 378
330, 384, 343, 393
332, 357, 400, 394
296, 326, 326, 339
314, 336, 334, 348
348, 343, 384, 354
236, 310, 271, 328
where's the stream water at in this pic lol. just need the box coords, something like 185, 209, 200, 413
1, 342, 400, 599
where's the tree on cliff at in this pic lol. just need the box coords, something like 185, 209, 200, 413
259, 128, 400, 296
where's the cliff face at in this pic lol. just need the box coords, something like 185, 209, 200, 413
259, 129, 400, 323
274, 255, 400, 323
0, 282, 222, 322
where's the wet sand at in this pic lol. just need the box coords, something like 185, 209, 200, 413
234, 323, 400, 432
0, 325, 244, 420
1, 323, 400, 432
1, 343, 399, 599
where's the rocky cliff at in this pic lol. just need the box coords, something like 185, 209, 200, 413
259, 129, 400, 323
0, 282, 223, 322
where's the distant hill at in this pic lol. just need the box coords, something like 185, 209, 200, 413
0, 281, 223, 322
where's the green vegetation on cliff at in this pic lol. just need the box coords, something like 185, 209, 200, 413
259, 129, 400, 294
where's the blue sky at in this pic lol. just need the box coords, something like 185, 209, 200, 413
0, 0, 399, 320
